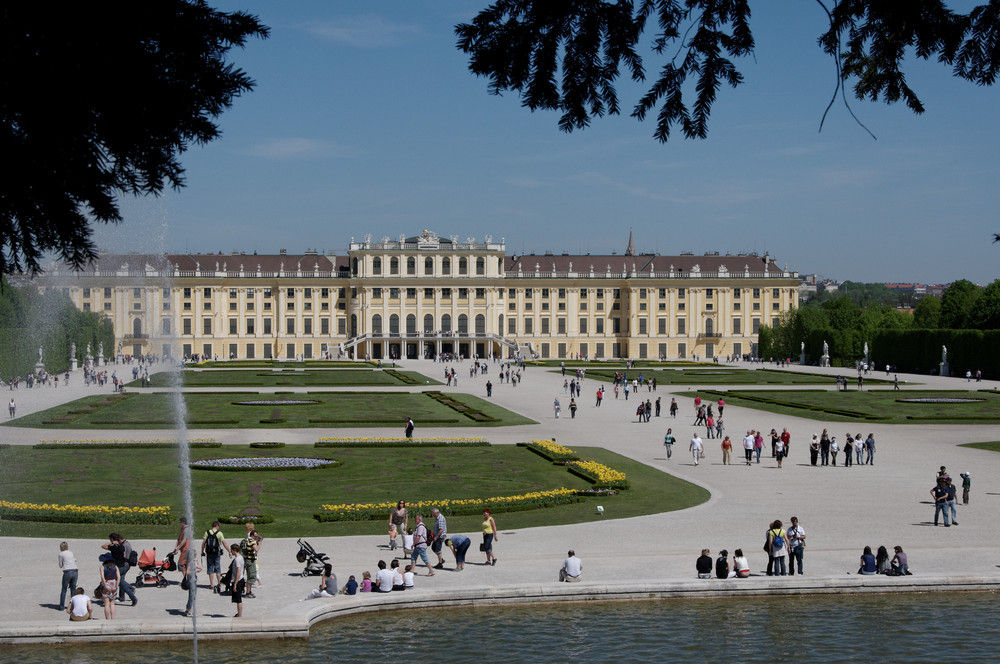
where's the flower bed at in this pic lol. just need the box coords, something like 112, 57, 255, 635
316, 436, 489, 448
35, 438, 220, 449
233, 400, 321, 406
249, 442, 286, 448
0, 500, 172, 525
218, 514, 275, 525
316, 488, 581, 522
524, 439, 580, 461
191, 457, 339, 471
567, 460, 629, 490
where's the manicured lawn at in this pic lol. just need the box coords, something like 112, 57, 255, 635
0, 444, 709, 538
138, 368, 439, 388
3, 391, 536, 429
682, 389, 1000, 424
570, 367, 880, 386
961, 441, 1000, 452
195, 360, 374, 369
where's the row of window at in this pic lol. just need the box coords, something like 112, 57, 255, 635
368, 256, 490, 276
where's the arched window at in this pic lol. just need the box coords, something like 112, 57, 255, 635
132, 318, 142, 337
442, 258, 451, 275
458, 314, 469, 334
390, 257, 399, 275
498, 257, 504, 272
475, 314, 486, 335
350, 314, 358, 337
406, 314, 416, 334
351, 258, 359, 276
424, 313, 434, 333
498, 314, 504, 334
459, 258, 468, 275
705, 318, 714, 335
373, 258, 382, 275
407, 257, 416, 275
476, 257, 485, 275
441, 314, 452, 333
424, 257, 434, 275
372, 314, 383, 335
389, 314, 399, 335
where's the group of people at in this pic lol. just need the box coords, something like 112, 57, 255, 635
808, 430, 876, 467
858, 545, 910, 575
930, 466, 970, 527
388, 501, 499, 575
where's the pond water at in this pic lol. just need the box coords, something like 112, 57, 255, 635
6, 591, 995, 663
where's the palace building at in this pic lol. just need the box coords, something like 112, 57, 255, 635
40, 230, 799, 361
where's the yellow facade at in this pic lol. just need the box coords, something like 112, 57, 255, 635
42, 230, 799, 361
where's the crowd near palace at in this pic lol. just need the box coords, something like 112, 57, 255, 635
37, 230, 799, 362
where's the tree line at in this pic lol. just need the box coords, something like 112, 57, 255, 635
759, 279, 1000, 378
0, 279, 114, 380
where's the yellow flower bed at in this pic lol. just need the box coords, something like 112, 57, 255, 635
317, 488, 579, 521
0, 500, 172, 525
39, 438, 216, 444
529, 439, 576, 456
570, 460, 626, 482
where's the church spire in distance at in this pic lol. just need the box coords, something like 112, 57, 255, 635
625, 228, 635, 256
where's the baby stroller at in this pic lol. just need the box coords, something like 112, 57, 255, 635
134, 548, 175, 588
295, 538, 329, 576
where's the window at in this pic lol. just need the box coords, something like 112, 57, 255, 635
183, 302, 191, 311
183, 288, 191, 298
773, 288, 780, 298
373, 258, 382, 275
286, 318, 295, 335
320, 288, 328, 298
612, 289, 620, 299
734, 302, 741, 311
677, 318, 686, 334
424, 288, 434, 299
246, 343, 255, 359
639, 318, 647, 334
203, 318, 212, 335
442, 258, 451, 275
476, 257, 485, 275
558, 288, 566, 298
597, 289, 604, 298
406, 257, 416, 275
596, 302, 604, 311
459, 258, 468, 275
229, 288, 237, 299
229, 318, 237, 335
612, 302, 620, 310
459, 288, 468, 299
596, 318, 604, 334
658, 318, 667, 334
441, 314, 452, 333
773, 302, 780, 310
639, 302, 646, 311
705, 303, 713, 311
753, 302, 761, 311
639, 288, 646, 298
526, 288, 533, 298
162, 319, 171, 335
304, 318, 313, 335
508, 318, 517, 334
612, 318, 621, 333
287, 301, 295, 311
203, 302, 211, 311
752, 318, 761, 333
733, 318, 742, 334
247, 288, 255, 297
524, 317, 533, 334
203, 288, 211, 298
525, 302, 533, 311
579, 318, 588, 333
372, 314, 383, 335
734, 288, 741, 298
390, 258, 399, 275
659, 288, 666, 298
105, 302, 112, 311
475, 288, 486, 299
263, 318, 272, 334
303, 288, 311, 298
389, 287, 399, 299
753, 288, 761, 298
458, 314, 468, 334
581, 288, 588, 297
389, 315, 400, 335
706, 288, 714, 298
246, 318, 255, 335
183, 319, 192, 335
541, 318, 550, 334
134, 288, 142, 298
677, 342, 687, 358
338, 318, 346, 335
678, 303, 686, 311
83, 287, 91, 298
373, 288, 382, 298
508, 288, 516, 298
406, 288, 416, 299
773, 317, 781, 327
425, 257, 434, 275
229, 301, 237, 311
442, 288, 451, 299
406, 314, 417, 334
83, 303, 90, 311
424, 314, 434, 333
542, 302, 549, 311
263, 343, 272, 359
678, 288, 686, 298
105, 287, 112, 298
321, 318, 330, 335
580, 302, 588, 311
264, 288, 272, 298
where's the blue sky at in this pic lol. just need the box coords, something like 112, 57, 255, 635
98, 1, 1000, 285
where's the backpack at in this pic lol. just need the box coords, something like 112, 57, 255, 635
205, 529, 220, 556
128, 549, 139, 567
771, 530, 785, 551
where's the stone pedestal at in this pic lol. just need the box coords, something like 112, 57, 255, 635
940, 361, 950, 377
97, 354, 104, 367
800, 352, 806, 365
34, 362, 45, 375
71, 358, 78, 371
820, 354, 830, 368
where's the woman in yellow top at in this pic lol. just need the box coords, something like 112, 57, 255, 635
482, 509, 499, 566
766, 519, 788, 576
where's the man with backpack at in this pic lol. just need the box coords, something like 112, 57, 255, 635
201, 521, 230, 594
101, 533, 137, 606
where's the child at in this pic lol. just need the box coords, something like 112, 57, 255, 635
403, 564, 415, 589
340, 575, 358, 595
229, 543, 244, 618
403, 528, 414, 559
388, 524, 399, 550
360, 571, 373, 592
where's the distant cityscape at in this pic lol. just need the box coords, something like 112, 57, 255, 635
799, 274, 949, 308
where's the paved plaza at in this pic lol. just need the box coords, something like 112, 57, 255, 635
1, 360, 999, 643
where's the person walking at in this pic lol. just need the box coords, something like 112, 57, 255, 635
809, 434, 820, 466
663, 428, 675, 459
961, 472, 971, 504
743, 430, 755, 466
931, 477, 951, 526
721, 435, 732, 465
864, 433, 876, 465
569, 398, 577, 419
819, 429, 831, 466
689, 433, 704, 466
482, 508, 499, 566
945, 477, 959, 525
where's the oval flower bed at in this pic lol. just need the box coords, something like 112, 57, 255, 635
190, 457, 339, 471
317, 488, 581, 522
316, 436, 489, 448
232, 400, 321, 406
0, 500, 172, 525
897, 398, 985, 403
